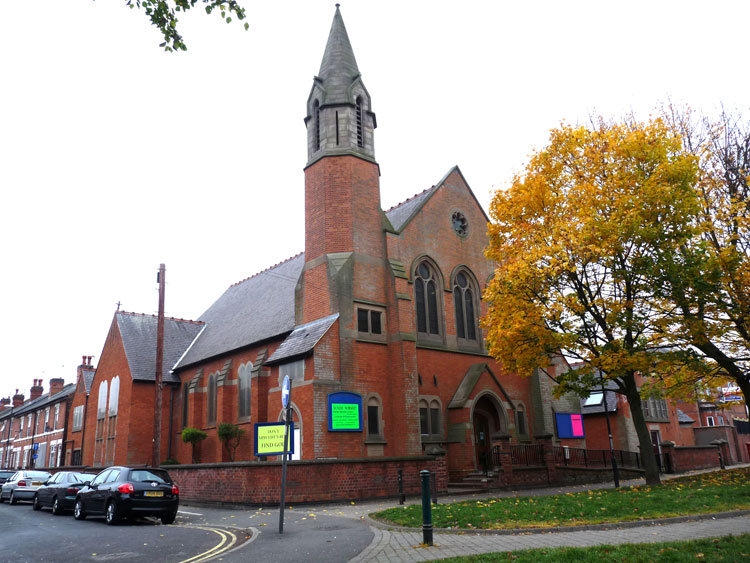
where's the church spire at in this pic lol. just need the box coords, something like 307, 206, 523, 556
305, 4, 376, 166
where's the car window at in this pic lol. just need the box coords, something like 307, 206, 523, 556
90, 470, 111, 486
48, 473, 61, 484
105, 469, 121, 483
27, 471, 51, 480
130, 469, 171, 484
74, 473, 95, 483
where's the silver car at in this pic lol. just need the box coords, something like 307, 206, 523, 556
0, 470, 52, 504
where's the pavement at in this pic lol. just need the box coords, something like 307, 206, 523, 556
178, 465, 750, 562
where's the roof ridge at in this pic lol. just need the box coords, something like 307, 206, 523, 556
229, 252, 304, 288
117, 310, 203, 325
385, 185, 436, 213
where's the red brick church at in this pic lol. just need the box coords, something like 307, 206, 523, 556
66, 6, 575, 486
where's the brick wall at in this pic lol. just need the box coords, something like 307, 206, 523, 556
167, 455, 446, 505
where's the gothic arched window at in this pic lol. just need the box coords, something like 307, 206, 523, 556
238, 362, 252, 419
356, 96, 364, 148
207, 373, 217, 426
415, 261, 441, 337
453, 270, 478, 341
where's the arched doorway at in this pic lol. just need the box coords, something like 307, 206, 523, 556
472, 394, 506, 471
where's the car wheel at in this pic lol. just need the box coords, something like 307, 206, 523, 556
52, 497, 63, 515
161, 512, 177, 525
32, 494, 41, 511
9, 491, 17, 505
105, 501, 120, 526
73, 499, 86, 520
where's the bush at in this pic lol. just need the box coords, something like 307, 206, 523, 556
217, 422, 245, 462
181, 427, 207, 463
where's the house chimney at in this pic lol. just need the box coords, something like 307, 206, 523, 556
30, 379, 44, 401
0, 397, 9, 412
49, 378, 64, 396
12, 389, 24, 407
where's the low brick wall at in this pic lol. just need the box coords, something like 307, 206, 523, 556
669, 444, 721, 472
555, 466, 643, 485
166, 455, 446, 505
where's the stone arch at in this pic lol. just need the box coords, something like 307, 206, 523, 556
470, 390, 509, 470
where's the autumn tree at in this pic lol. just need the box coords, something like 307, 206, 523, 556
653, 107, 750, 405
125, 0, 247, 51
484, 117, 701, 485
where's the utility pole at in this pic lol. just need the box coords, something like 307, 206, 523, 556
152, 264, 166, 468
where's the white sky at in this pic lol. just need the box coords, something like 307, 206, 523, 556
1, 0, 747, 402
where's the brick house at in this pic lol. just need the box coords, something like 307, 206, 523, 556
0, 379, 73, 470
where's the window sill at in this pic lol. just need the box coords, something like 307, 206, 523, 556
356, 336, 387, 345
420, 436, 444, 444
365, 437, 387, 445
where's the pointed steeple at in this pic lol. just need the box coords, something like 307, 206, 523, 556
317, 4, 360, 105
305, 4, 376, 166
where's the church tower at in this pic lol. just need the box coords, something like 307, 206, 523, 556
300, 5, 386, 323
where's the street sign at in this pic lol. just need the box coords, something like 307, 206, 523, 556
281, 375, 290, 408
32, 443, 39, 451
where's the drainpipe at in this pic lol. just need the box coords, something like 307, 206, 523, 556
167, 386, 174, 460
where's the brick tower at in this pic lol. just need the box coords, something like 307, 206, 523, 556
298, 6, 422, 457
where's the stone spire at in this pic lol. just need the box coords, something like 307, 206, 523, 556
317, 4, 360, 105
305, 4, 376, 165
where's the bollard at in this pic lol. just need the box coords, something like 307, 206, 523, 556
398, 469, 405, 505
420, 470, 433, 546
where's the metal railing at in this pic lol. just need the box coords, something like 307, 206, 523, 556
553, 446, 643, 469
492, 444, 545, 467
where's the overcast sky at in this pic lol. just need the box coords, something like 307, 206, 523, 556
0, 1, 747, 403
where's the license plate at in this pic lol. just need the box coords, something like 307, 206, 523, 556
145, 491, 163, 497
31, 482, 42, 486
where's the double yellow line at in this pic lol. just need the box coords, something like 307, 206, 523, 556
177, 525, 240, 563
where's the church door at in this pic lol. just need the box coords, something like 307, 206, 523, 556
473, 412, 491, 473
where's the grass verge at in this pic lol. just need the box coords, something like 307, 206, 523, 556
435, 534, 750, 562
372, 467, 750, 530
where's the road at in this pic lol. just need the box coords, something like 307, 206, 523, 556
0, 497, 373, 563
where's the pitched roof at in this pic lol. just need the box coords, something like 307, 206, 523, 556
580, 380, 619, 414
0, 384, 76, 418
116, 312, 204, 383
385, 166, 488, 233
317, 5, 360, 105
175, 253, 305, 370
267, 313, 339, 365
676, 408, 695, 424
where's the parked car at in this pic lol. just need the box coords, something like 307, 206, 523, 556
0, 470, 15, 484
33, 471, 97, 514
74, 467, 179, 525
0, 470, 52, 504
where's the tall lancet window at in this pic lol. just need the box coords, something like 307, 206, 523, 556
314, 100, 321, 151
453, 270, 478, 341
415, 261, 441, 337
356, 97, 364, 148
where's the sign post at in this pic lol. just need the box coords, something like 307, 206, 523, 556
279, 375, 292, 534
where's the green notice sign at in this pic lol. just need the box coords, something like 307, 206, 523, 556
331, 403, 360, 430
327, 392, 363, 431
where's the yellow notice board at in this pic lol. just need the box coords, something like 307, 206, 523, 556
254, 422, 295, 456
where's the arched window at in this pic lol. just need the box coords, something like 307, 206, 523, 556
366, 395, 383, 439
314, 100, 321, 151
97, 381, 108, 420
356, 96, 364, 148
453, 270, 478, 341
238, 362, 252, 419
415, 261, 441, 337
207, 373, 217, 426
108, 377, 120, 416
515, 403, 528, 437
419, 398, 442, 437
182, 383, 189, 428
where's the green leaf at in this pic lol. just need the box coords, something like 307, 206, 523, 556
244, 22, 249, 31
226, 16, 232, 24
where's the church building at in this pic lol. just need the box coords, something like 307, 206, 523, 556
168, 6, 567, 482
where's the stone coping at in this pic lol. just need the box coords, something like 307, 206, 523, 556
164, 455, 440, 469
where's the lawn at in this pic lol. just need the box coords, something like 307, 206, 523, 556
436, 534, 750, 562
372, 467, 750, 530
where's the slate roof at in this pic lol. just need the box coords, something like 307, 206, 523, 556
175, 253, 305, 370
0, 384, 76, 419
317, 5, 360, 106
267, 314, 339, 365
676, 408, 695, 424
384, 166, 488, 233
116, 312, 205, 383
580, 380, 619, 415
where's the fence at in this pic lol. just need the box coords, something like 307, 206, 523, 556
491, 444, 545, 467
552, 446, 645, 470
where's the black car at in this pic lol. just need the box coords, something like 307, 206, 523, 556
33, 471, 97, 514
74, 467, 179, 525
